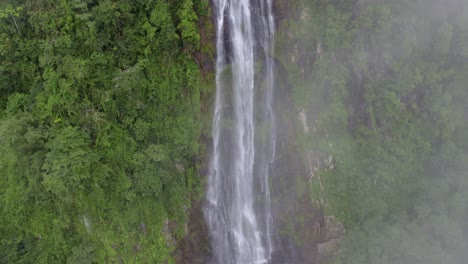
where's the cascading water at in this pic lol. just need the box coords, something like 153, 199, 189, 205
204, 0, 276, 263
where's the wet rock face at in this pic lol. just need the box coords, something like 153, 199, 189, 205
288, 210, 345, 263
266, 41, 344, 264
173, 201, 211, 264
294, 198, 323, 264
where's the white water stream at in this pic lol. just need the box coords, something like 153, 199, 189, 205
204, 0, 276, 263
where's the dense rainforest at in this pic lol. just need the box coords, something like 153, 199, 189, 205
275, 0, 468, 263
0, 0, 211, 262
1, 0, 468, 263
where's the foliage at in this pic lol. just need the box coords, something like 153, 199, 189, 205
277, 0, 468, 263
0, 0, 209, 262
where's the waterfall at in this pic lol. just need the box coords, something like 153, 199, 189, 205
204, 0, 276, 263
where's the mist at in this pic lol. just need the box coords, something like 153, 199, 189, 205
267, 0, 468, 263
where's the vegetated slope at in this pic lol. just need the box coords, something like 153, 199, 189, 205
276, 0, 468, 263
0, 0, 210, 263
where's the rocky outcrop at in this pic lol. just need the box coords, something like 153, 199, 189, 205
305, 150, 335, 180
317, 216, 345, 262
317, 239, 341, 260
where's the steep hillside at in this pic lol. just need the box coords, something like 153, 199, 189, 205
0, 0, 212, 262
